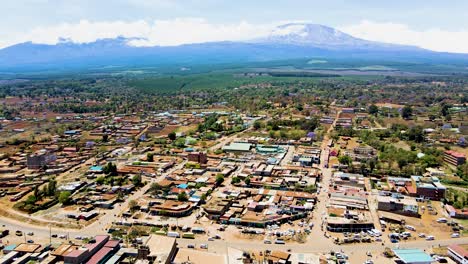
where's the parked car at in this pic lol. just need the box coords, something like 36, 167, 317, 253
200, 244, 208, 249
451, 233, 460, 238
187, 244, 195, 249
426, 235, 435, 241
27, 232, 34, 236
274, 239, 285, 244
15, 230, 22, 236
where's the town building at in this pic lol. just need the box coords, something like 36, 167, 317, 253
26, 150, 56, 169
444, 150, 466, 166
447, 244, 468, 264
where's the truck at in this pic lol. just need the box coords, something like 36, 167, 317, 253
182, 232, 195, 239
167, 231, 180, 238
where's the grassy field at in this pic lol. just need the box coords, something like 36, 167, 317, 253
128, 72, 341, 94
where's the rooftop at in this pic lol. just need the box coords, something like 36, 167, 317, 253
145, 235, 176, 258
393, 249, 434, 263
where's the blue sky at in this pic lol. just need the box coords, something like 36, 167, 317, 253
2, 0, 468, 52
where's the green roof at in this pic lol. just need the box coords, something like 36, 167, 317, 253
222, 142, 252, 152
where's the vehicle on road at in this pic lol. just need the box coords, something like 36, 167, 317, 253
426, 235, 435, 241
274, 239, 285, 244
187, 244, 195, 248
436, 218, 447, 223
451, 233, 460, 238
15, 230, 22, 236
27, 232, 34, 236
200, 244, 208, 249
27, 240, 34, 243
263, 239, 271, 244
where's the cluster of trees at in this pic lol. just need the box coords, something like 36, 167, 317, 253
197, 114, 224, 132
15, 179, 68, 213
103, 162, 118, 176
446, 188, 468, 209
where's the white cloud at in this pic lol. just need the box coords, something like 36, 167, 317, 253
0, 18, 275, 49
2, 18, 468, 54
338, 20, 468, 53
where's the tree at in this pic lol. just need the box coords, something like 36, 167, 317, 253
368, 104, 379, 116
177, 192, 188, 202
46, 178, 57, 196
146, 152, 154, 162
401, 105, 413, 119
338, 155, 352, 165
129, 200, 138, 212
132, 174, 143, 187
149, 182, 161, 194
168, 132, 176, 141
253, 120, 264, 130
104, 162, 118, 176
215, 174, 225, 186
200, 193, 207, 202
59, 191, 72, 205
33, 185, 41, 200
244, 177, 251, 185
96, 176, 105, 185
102, 134, 109, 142
441, 103, 451, 117
368, 159, 376, 172
231, 177, 241, 184
25, 195, 37, 205
408, 126, 424, 143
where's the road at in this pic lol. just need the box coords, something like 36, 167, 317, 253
175, 235, 468, 255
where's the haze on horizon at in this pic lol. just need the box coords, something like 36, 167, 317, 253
2, 0, 468, 53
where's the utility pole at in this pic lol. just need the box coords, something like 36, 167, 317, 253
49, 225, 52, 244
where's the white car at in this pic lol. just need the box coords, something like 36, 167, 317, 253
426, 235, 435, 241
451, 233, 460, 238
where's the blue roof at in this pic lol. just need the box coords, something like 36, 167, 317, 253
178, 183, 188, 189
90, 165, 103, 171
4, 244, 16, 250
393, 249, 434, 263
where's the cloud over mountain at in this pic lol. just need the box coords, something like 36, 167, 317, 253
2, 18, 468, 53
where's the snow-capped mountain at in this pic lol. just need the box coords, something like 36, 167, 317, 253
254, 23, 416, 50
0, 23, 465, 73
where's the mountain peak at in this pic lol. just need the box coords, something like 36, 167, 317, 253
255, 23, 379, 48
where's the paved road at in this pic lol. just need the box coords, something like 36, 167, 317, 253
175, 235, 468, 254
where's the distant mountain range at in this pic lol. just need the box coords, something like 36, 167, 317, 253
1, 23, 467, 73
